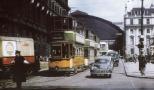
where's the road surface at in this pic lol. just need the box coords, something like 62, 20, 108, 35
1, 59, 154, 90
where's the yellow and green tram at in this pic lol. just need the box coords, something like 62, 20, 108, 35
48, 41, 86, 74
48, 16, 88, 75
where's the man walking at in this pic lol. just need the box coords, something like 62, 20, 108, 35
138, 52, 146, 76
12, 50, 27, 89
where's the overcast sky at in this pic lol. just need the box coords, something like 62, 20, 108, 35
68, 0, 153, 22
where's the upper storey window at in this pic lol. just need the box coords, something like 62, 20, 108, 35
130, 19, 133, 25
146, 19, 150, 24
138, 19, 141, 25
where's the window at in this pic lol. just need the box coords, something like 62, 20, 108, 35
146, 19, 150, 24
138, 19, 141, 25
130, 36, 134, 45
131, 48, 134, 54
130, 19, 133, 25
130, 29, 133, 34
62, 43, 69, 58
147, 29, 150, 33
52, 46, 61, 57
146, 35, 150, 46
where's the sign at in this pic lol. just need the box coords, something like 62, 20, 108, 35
52, 32, 64, 41
2, 41, 17, 56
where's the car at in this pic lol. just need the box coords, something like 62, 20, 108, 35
106, 51, 119, 67
90, 56, 113, 78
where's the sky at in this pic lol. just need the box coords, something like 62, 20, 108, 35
68, 0, 154, 22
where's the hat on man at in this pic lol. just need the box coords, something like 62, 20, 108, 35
15, 50, 20, 54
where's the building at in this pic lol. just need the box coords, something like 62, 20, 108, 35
47, 0, 70, 16
71, 10, 124, 56
84, 29, 100, 63
0, 0, 70, 58
124, 6, 154, 57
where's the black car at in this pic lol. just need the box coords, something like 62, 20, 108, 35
90, 56, 113, 78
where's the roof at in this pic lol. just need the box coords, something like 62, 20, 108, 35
71, 11, 123, 40
128, 7, 154, 15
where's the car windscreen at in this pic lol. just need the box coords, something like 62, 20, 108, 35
107, 53, 117, 58
95, 59, 109, 64
101, 52, 107, 55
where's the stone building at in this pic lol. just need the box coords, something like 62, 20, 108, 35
124, 6, 154, 57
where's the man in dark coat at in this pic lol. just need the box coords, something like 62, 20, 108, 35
138, 52, 146, 76
13, 50, 26, 89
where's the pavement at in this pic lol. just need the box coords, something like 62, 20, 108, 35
122, 59, 154, 78
39, 61, 49, 71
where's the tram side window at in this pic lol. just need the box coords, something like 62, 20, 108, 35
84, 48, 88, 57
52, 46, 61, 57
62, 44, 69, 58
70, 44, 75, 57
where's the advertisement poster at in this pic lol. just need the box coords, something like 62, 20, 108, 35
2, 41, 17, 56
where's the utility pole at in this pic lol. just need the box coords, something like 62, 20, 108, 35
138, 0, 146, 75
138, 0, 144, 55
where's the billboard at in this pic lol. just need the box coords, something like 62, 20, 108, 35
2, 41, 17, 56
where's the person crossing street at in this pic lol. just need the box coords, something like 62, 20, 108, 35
12, 50, 29, 89
138, 52, 147, 76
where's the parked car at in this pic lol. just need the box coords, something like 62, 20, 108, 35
106, 51, 119, 67
90, 56, 113, 78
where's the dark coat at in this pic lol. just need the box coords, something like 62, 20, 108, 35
13, 56, 26, 82
138, 55, 146, 71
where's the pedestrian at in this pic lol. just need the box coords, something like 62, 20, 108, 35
12, 50, 28, 89
138, 52, 146, 76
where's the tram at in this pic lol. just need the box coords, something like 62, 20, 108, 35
48, 17, 87, 75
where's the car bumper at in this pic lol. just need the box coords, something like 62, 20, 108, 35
90, 70, 112, 76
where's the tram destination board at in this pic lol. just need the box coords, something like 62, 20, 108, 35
51, 32, 64, 41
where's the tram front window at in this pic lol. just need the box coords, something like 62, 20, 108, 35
52, 46, 61, 57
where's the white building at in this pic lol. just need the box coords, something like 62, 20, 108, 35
124, 6, 154, 57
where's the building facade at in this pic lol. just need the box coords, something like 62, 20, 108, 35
84, 30, 100, 64
0, 0, 70, 58
124, 6, 154, 57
